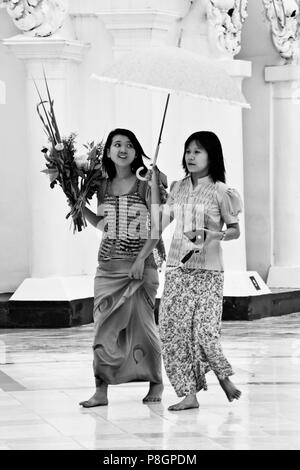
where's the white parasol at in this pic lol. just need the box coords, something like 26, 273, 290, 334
91, 45, 249, 181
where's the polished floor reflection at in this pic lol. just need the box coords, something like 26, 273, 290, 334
0, 313, 300, 450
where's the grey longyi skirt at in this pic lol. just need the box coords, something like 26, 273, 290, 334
92, 258, 162, 385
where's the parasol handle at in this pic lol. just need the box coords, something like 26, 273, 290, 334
136, 93, 170, 181
153, 93, 170, 167
136, 166, 148, 181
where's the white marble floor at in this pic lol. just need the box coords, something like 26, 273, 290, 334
0, 313, 300, 450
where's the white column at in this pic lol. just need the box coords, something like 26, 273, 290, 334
211, 59, 251, 273
3, 35, 88, 278
266, 65, 300, 288
0, 80, 5, 104
93, 7, 184, 157
97, 10, 179, 57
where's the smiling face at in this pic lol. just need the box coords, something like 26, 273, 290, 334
107, 134, 136, 168
185, 140, 209, 177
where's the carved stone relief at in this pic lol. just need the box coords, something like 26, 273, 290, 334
263, 0, 300, 63
207, 0, 248, 57
0, 0, 68, 37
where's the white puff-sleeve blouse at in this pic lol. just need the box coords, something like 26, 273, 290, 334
165, 175, 243, 271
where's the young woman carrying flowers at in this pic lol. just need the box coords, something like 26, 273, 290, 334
79, 128, 166, 407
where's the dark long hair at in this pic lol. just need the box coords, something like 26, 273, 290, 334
182, 131, 226, 183
102, 128, 150, 180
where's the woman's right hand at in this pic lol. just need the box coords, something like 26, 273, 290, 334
128, 257, 145, 280
145, 165, 160, 188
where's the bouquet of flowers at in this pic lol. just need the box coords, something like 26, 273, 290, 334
34, 72, 104, 232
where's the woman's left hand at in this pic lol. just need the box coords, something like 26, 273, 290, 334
128, 258, 145, 280
203, 228, 224, 242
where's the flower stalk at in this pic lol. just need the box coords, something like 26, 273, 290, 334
34, 73, 104, 232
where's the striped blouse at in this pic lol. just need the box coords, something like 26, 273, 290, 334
165, 175, 243, 271
97, 177, 166, 268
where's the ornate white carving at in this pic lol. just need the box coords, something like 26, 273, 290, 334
207, 0, 248, 58
0, 0, 68, 37
263, 0, 300, 63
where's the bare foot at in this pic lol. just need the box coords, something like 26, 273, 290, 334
168, 394, 199, 411
219, 377, 241, 402
142, 382, 164, 404
79, 386, 108, 408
